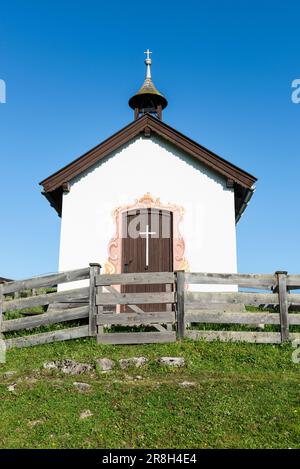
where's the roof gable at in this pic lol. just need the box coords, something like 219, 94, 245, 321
40, 114, 257, 220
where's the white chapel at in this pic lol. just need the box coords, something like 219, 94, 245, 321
40, 51, 257, 289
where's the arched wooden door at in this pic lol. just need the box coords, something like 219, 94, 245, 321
121, 208, 173, 312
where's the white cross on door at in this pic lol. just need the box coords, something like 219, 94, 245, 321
139, 224, 156, 268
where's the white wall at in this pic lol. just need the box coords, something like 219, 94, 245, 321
58, 135, 237, 291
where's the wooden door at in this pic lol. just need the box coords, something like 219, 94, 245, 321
121, 208, 173, 312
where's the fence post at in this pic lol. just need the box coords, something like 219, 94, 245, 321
0, 284, 3, 335
275, 271, 289, 342
89, 263, 101, 337
175, 271, 185, 340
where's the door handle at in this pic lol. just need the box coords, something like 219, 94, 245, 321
124, 259, 133, 272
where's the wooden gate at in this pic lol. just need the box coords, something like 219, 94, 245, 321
94, 272, 176, 344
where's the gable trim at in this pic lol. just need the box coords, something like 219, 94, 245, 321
39, 114, 257, 220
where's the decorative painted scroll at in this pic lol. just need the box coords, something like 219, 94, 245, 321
104, 193, 189, 274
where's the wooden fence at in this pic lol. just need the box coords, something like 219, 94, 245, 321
1, 267, 300, 349
176, 271, 300, 344
0, 266, 91, 349
95, 271, 176, 344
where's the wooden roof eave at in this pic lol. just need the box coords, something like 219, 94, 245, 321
40, 115, 257, 193
39, 117, 148, 193
39, 114, 257, 219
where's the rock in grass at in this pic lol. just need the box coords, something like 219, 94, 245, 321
7, 383, 17, 392
158, 357, 185, 367
180, 381, 195, 387
119, 357, 148, 369
79, 409, 93, 420
3, 371, 17, 378
24, 376, 38, 384
73, 382, 91, 392
43, 360, 93, 375
27, 419, 44, 428
96, 358, 115, 372
60, 360, 93, 375
43, 361, 57, 370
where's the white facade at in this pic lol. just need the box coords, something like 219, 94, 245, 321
58, 135, 237, 291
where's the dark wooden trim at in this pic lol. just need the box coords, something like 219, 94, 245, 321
40, 117, 149, 192
62, 182, 70, 193
144, 126, 151, 137
157, 104, 162, 120
40, 114, 257, 217
41, 115, 256, 191
42, 188, 62, 217
147, 117, 256, 188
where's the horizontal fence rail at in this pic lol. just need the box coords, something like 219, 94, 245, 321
0, 266, 92, 350
177, 270, 300, 344
96, 311, 175, 326
96, 292, 175, 305
1, 267, 300, 350
3, 287, 89, 312
185, 272, 276, 289
2, 305, 89, 333
95, 271, 176, 344
96, 272, 175, 286
5, 326, 89, 350
185, 291, 280, 307
2, 268, 90, 295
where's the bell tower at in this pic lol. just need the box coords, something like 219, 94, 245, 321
128, 50, 168, 120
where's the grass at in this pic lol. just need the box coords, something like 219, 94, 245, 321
0, 338, 300, 449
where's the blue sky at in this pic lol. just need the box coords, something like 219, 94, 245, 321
0, 0, 299, 279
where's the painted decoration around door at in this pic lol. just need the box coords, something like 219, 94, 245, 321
104, 193, 189, 275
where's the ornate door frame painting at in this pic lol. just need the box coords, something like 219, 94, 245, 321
104, 193, 189, 275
